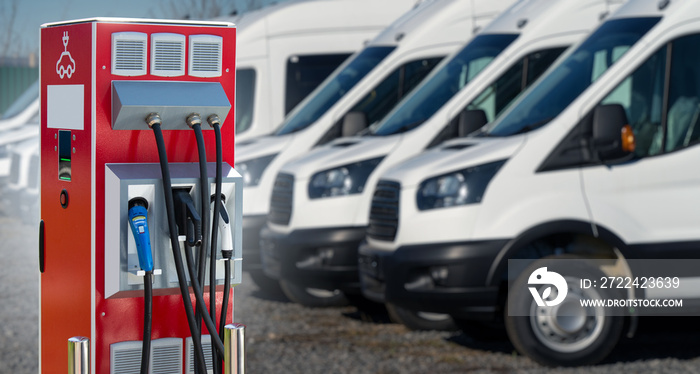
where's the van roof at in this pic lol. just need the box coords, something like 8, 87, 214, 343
227, 0, 418, 43
369, 0, 514, 48
482, 0, 625, 36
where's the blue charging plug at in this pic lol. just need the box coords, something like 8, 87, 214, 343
128, 198, 154, 272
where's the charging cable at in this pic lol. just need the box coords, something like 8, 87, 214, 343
148, 113, 226, 366
146, 113, 208, 373
128, 197, 153, 374
187, 114, 212, 367
215, 197, 233, 374
207, 114, 224, 372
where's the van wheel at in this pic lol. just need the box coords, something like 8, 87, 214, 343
505, 256, 623, 367
279, 280, 349, 307
386, 303, 457, 331
249, 271, 288, 300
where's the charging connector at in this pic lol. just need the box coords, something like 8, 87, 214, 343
127, 197, 154, 374
128, 197, 153, 272
215, 197, 233, 259
173, 188, 203, 247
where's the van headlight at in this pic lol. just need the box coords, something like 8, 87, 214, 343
416, 160, 506, 210
308, 157, 384, 199
236, 154, 277, 187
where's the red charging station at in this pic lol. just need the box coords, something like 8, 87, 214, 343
40, 18, 243, 373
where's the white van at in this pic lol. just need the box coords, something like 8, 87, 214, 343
233, 0, 419, 143
261, 0, 621, 317
241, 0, 515, 298
362, 0, 699, 366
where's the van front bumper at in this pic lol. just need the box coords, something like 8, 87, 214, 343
358, 239, 508, 319
259, 225, 366, 292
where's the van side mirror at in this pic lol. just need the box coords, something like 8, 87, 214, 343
458, 109, 488, 137
341, 111, 368, 136
592, 104, 635, 161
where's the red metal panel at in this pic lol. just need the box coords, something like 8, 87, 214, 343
40, 22, 94, 373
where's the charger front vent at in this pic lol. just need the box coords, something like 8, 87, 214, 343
151, 339, 183, 374
185, 335, 214, 374
111, 338, 182, 374
112, 32, 147, 76
189, 35, 223, 78
151, 33, 185, 77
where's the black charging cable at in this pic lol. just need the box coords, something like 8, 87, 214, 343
207, 114, 224, 372
151, 114, 226, 355
146, 113, 208, 374
187, 114, 211, 347
215, 197, 233, 374
141, 271, 153, 374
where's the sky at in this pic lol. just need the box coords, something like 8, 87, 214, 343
6, 0, 282, 57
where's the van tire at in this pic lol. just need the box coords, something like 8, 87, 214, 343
505, 256, 623, 367
279, 280, 349, 307
386, 303, 458, 331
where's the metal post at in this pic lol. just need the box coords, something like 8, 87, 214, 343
224, 323, 245, 374
67, 336, 90, 374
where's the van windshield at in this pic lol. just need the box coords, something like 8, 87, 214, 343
275, 46, 395, 135
369, 34, 518, 136
483, 17, 661, 137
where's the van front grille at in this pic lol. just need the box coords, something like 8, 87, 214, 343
367, 180, 400, 241
269, 173, 294, 225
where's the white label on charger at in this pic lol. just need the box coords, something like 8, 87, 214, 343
47, 84, 84, 130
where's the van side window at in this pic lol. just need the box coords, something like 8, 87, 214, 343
542, 33, 700, 171
662, 34, 700, 152
427, 47, 566, 148
468, 47, 566, 122
235, 68, 256, 134
285, 53, 351, 115
350, 57, 442, 125
600, 45, 666, 157
315, 57, 442, 147
598, 33, 700, 158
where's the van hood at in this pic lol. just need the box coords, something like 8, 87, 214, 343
381, 134, 525, 188
281, 135, 402, 178
235, 134, 293, 163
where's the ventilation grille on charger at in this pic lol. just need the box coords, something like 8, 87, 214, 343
151, 33, 185, 77
189, 35, 223, 78
111, 338, 182, 374
185, 335, 214, 374
112, 32, 147, 76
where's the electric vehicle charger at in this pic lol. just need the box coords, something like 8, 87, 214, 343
39, 18, 242, 373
